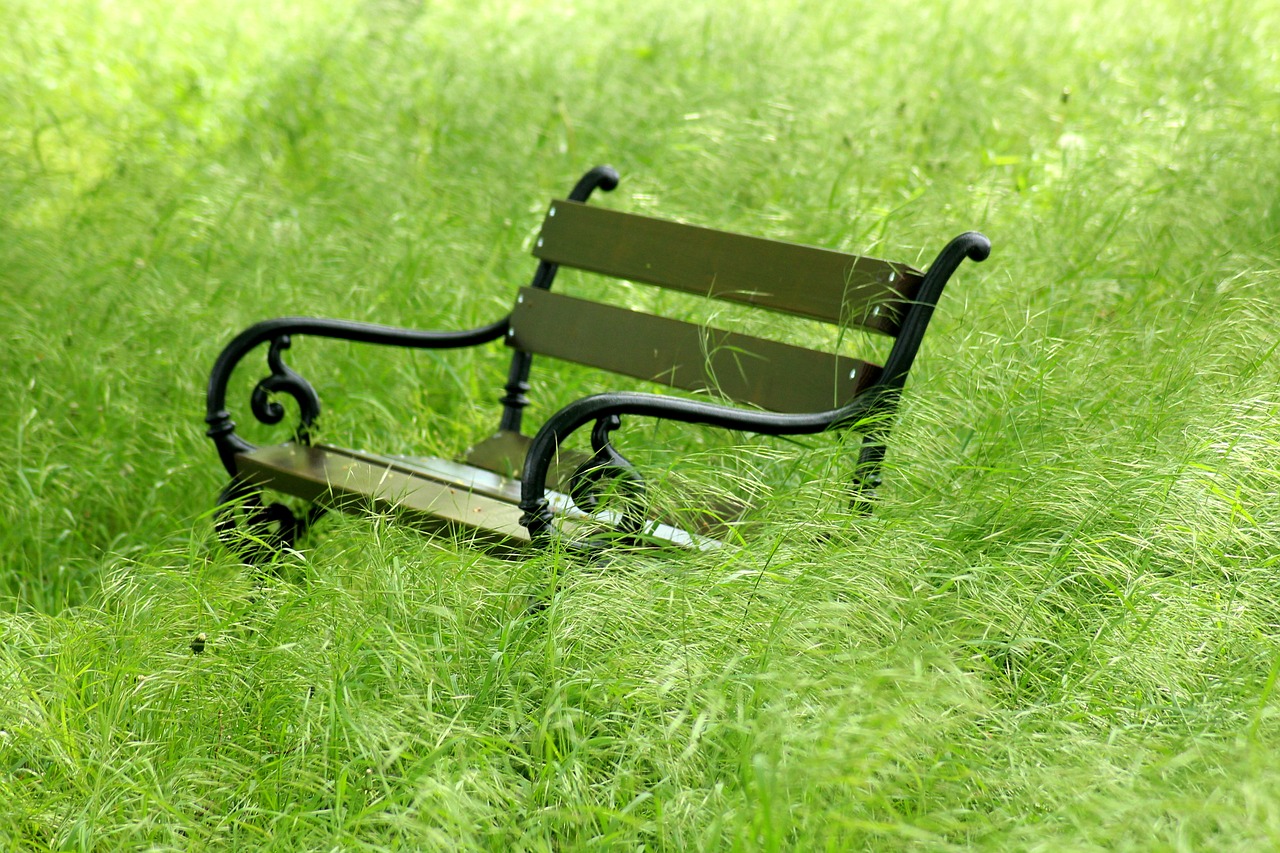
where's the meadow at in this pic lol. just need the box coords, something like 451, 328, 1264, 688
2, 0, 1279, 848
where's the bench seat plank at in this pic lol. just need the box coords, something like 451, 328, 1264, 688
235, 443, 719, 551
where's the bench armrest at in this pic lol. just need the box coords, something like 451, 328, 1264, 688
516, 389, 883, 539
206, 314, 509, 476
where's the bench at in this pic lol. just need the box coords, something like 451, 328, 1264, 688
204, 166, 989, 558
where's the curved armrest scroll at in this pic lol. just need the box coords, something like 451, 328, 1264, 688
206, 315, 509, 476
880, 231, 990, 387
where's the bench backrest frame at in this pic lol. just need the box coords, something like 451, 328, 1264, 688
495, 169, 934, 437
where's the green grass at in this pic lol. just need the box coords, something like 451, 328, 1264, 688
3, 0, 1280, 847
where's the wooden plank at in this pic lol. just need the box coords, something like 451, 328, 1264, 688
235, 443, 723, 551
237, 443, 533, 546
532, 200, 922, 335
507, 287, 881, 413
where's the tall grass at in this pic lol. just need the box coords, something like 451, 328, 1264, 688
2, 0, 1279, 847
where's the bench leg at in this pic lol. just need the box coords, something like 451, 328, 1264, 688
851, 433, 886, 514
214, 477, 324, 564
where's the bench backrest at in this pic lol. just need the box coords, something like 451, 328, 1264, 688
508, 199, 923, 414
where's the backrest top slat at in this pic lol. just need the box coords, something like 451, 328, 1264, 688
532, 199, 922, 335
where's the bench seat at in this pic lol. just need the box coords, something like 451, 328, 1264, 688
234, 443, 720, 552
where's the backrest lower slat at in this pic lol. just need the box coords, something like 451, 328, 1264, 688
508, 286, 881, 413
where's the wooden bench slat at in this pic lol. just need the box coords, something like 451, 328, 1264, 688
235, 443, 720, 550
532, 200, 922, 334
238, 443, 534, 545
507, 286, 881, 413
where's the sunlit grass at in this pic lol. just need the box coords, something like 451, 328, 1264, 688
2, 0, 1279, 847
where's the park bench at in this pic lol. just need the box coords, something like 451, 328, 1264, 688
204, 166, 989, 558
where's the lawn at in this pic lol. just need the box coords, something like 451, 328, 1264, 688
2, 0, 1279, 848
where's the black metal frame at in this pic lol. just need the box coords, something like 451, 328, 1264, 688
204, 165, 988, 554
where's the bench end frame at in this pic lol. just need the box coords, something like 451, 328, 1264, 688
517, 229, 991, 546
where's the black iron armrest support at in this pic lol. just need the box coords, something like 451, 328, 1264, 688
205, 315, 509, 476
564, 414, 648, 536
880, 231, 990, 386
517, 391, 880, 539
850, 231, 991, 497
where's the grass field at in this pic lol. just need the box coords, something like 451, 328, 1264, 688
2, 0, 1280, 848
